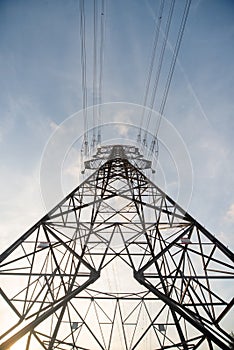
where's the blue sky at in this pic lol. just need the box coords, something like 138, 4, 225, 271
0, 0, 234, 258
0, 0, 234, 346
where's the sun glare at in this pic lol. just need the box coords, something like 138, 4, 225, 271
9, 337, 27, 350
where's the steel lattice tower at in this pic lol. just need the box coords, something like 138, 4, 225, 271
0, 145, 234, 350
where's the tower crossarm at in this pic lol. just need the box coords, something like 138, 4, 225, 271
84, 144, 152, 170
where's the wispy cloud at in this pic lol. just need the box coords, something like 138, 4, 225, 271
0, 115, 14, 143
0, 163, 44, 252
113, 109, 134, 136
225, 203, 234, 223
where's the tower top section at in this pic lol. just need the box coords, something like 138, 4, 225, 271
84, 144, 152, 170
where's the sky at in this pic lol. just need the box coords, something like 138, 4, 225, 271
1, 0, 234, 250
0, 0, 234, 280
0, 0, 234, 347
0, 0, 234, 246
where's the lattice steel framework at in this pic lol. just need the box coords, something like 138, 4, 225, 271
0, 145, 234, 350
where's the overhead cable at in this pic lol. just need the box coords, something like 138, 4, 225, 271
150, 0, 192, 154
79, 0, 88, 156
157, 0, 192, 127
97, 0, 106, 145
137, 0, 165, 145
92, 0, 98, 150
144, 0, 176, 146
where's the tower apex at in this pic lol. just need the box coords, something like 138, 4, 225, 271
84, 144, 152, 170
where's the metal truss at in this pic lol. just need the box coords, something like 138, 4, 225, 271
0, 145, 234, 350
84, 145, 152, 171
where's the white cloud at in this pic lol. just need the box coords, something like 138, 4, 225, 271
198, 135, 229, 179
49, 121, 60, 132
0, 113, 14, 143
0, 164, 45, 253
225, 203, 234, 222
113, 109, 134, 136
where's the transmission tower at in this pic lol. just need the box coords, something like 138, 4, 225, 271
0, 145, 234, 350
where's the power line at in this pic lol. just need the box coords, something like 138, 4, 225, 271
92, 0, 98, 150
159, 0, 191, 118
79, 0, 88, 156
97, 0, 106, 145
137, 0, 191, 157
150, 0, 192, 154
79, 0, 106, 162
137, 0, 165, 144
147, 0, 191, 153
144, 0, 176, 146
